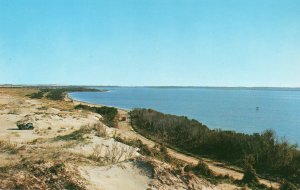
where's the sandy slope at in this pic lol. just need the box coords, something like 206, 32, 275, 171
118, 113, 279, 189
79, 161, 152, 190
0, 88, 227, 190
73, 98, 280, 189
0, 91, 100, 142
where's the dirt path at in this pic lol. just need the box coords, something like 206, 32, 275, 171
117, 110, 280, 189
71, 98, 280, 189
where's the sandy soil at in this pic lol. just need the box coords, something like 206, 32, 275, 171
71, 96, 280, 189
0, 90, 100, 143
118, 115, 280, 189
80, 161, 152, 190
0, 88, 279, 190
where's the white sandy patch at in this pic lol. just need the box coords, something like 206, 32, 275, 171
80, 161, 152, 190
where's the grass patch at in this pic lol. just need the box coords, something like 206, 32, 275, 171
0, 140, 18, 154
53, 123, 109, 143
0, 154, 87, 189
53, 126, 92, 142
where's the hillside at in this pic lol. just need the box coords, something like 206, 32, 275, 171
0, 87, 237, 190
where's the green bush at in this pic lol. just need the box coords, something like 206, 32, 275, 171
242, 163, 259, 185
193, 161, 214, 177
46, 89, 65, 100
280, 180, 298, 190
75, 104, 118, 127
28, 91, 44, 99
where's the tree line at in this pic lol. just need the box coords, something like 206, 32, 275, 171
129, 108, 300, 186
28, 87, 101, 100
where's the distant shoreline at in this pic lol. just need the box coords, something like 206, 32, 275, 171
67, 92, 130, 112
70, 88, 299, 144
1, 84, 300, 91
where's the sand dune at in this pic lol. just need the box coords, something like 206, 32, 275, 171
0, 88, 278, 190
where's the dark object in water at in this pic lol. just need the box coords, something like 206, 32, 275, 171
17, 122, 34, 130
256, 107, 259, 111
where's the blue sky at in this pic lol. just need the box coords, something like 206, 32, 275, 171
0, 0, 299, 86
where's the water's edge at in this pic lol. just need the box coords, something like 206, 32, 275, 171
68, 87, 300, 145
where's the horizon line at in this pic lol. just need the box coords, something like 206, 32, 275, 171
1, 84, 300, 89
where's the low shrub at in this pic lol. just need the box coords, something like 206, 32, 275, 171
75, 104, 118, 127
242, 163, 259, 185
54, 126, 92, 142
28, 91, 44, 99
280, 180, 298, 190
193, 160, 214, 177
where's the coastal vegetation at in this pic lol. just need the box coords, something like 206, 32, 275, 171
28, 87, 101, 100
0, 87, 286, 189
74, 104, 118, 127
113, 132, 273, 189
129, 108, 300, 187
28, 87, 119, 127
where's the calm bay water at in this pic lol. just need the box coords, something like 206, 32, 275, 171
69, 87, 300, 144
